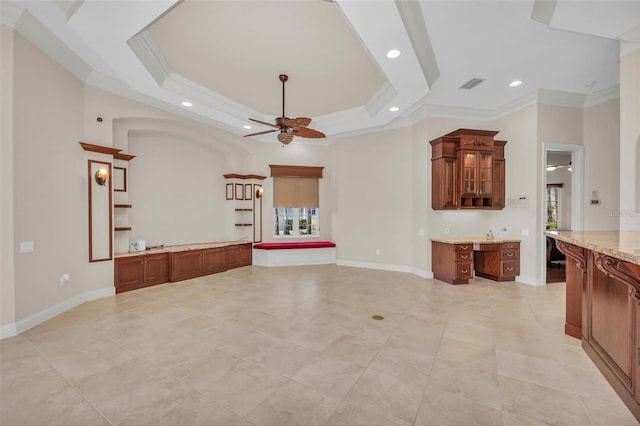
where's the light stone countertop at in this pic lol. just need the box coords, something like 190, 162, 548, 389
115, 240, 251, 258
545, 230, 640, 266
430, 237, 521, 244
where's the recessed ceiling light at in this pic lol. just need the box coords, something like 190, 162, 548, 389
509, 80, 522, 87
181, 101, 193, 107
243, 125, 252, 129
386, 49, 401, 59
389, 106, 399, 112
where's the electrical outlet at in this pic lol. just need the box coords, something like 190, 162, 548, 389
444, 227, 450, 235
375, 249, 380, 255
59, 273, 70, 287
502, 227, 507, 234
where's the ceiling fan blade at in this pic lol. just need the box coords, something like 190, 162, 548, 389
278, 132, 294, 145
249, 118, 280, 129
293, 127, 326, 139
283, 117, 312, 129
244, 129, 278, 137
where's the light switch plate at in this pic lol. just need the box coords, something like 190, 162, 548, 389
19, 241, 34, 253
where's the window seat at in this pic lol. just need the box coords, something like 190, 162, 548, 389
252, 241, 336, 266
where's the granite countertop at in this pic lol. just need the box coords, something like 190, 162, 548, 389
115, 240, 251, 258
545, 230, 640, 266
431, 237, 521, 244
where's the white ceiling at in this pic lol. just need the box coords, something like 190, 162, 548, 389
2, 0, 639, 142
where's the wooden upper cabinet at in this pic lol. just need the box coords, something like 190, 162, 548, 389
430, 129, 506, 210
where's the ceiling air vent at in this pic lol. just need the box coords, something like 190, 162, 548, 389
459, 78, 486, 90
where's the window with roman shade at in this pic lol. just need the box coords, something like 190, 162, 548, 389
270, 165, 323, 237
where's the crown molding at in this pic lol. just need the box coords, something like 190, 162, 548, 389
537, 88, 586, 108
583, 84, 619, 108
0, 1, 23, 27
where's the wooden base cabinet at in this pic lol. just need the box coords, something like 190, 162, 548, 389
170, 248, 226, 282
115, 243, 253, 293
474, 242, 519, 281
551, 238, 640, 422
115, 253, 169, 293
432, 242, 474, 284
169, 243, 252, 282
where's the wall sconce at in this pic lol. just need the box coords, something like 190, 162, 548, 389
255, 187, 264, 199
95, 166, 109, 186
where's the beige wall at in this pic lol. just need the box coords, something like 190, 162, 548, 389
583, 99, 620, 230
1, 25, 16, 332
619, 46, 640, 230
333, 127, 413, 268
11, 30, 87, 319
491, 105, 540, 283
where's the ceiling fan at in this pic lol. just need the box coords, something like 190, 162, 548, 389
244, 74, 326, 145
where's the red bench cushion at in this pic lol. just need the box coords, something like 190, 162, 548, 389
253, 241, 336, 250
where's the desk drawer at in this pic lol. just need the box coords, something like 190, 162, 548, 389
501, 249, 519, 260
456, 263, 473, 280
456, 252, 472, 261
502, 260, 518, 276
501, 242, 519, 250
454, 244, 472, 252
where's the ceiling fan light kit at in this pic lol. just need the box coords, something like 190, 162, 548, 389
244, 74, 326, 145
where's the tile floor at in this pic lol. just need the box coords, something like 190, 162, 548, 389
1, 265, 638, 425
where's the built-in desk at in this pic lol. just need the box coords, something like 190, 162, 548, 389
431, 238, 520, 284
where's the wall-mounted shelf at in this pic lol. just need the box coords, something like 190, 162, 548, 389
79, 142, 135, 160
223, 174, 267, 180
235, 208, 253, 212
114, 227, 132, 231
114, 204, 132, 208
235, 224, 252, 227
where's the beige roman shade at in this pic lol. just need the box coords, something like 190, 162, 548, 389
270, 165, 323, 208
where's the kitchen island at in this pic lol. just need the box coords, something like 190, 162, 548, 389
546, 230, 640, 421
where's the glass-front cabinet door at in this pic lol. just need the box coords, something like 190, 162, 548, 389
462, 151, 477, 195
479, 152, 493, 195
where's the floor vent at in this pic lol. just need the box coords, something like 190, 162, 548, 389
459, 78, 486, 90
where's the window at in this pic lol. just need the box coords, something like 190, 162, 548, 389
546, 184, 562, 229
270, 164, 323, 239
274, 207, 319, 237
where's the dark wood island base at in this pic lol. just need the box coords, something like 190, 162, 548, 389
547, 231, 640, 422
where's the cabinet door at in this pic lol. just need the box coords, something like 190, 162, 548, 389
170, 250, 203, 282
236, 243, 252, 267
493, 160, 505, 209
461, 151, 477, 195
115, 257, 145, 293
478, 152, 493, 196
203, 248, 226, 274
432, 158, 458, 209
144, 253, 169, 286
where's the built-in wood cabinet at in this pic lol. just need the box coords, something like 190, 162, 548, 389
473, 242, 520, 281
549, 236, 640, 421
115, 242, 253, 293
170, 247, 229, 282
431, 239, 520, 284
432, 242, 474, 284
430, 129, 506, 210
114, 253, 169, 293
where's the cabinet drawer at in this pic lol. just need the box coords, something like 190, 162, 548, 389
454, 244, 472, 252
501, 242, 519, 250
501, 249, 519, 260
456, 252, 472, 261
502, 260, 518, 276
456, 263, 473, 280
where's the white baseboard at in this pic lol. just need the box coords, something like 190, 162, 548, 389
253, 248, 336, 267
515, 275, 543, 286
0, 323, 17, 340
1, 286, 115, 340
336, 259, 413, 274
412, 268, 433, 279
